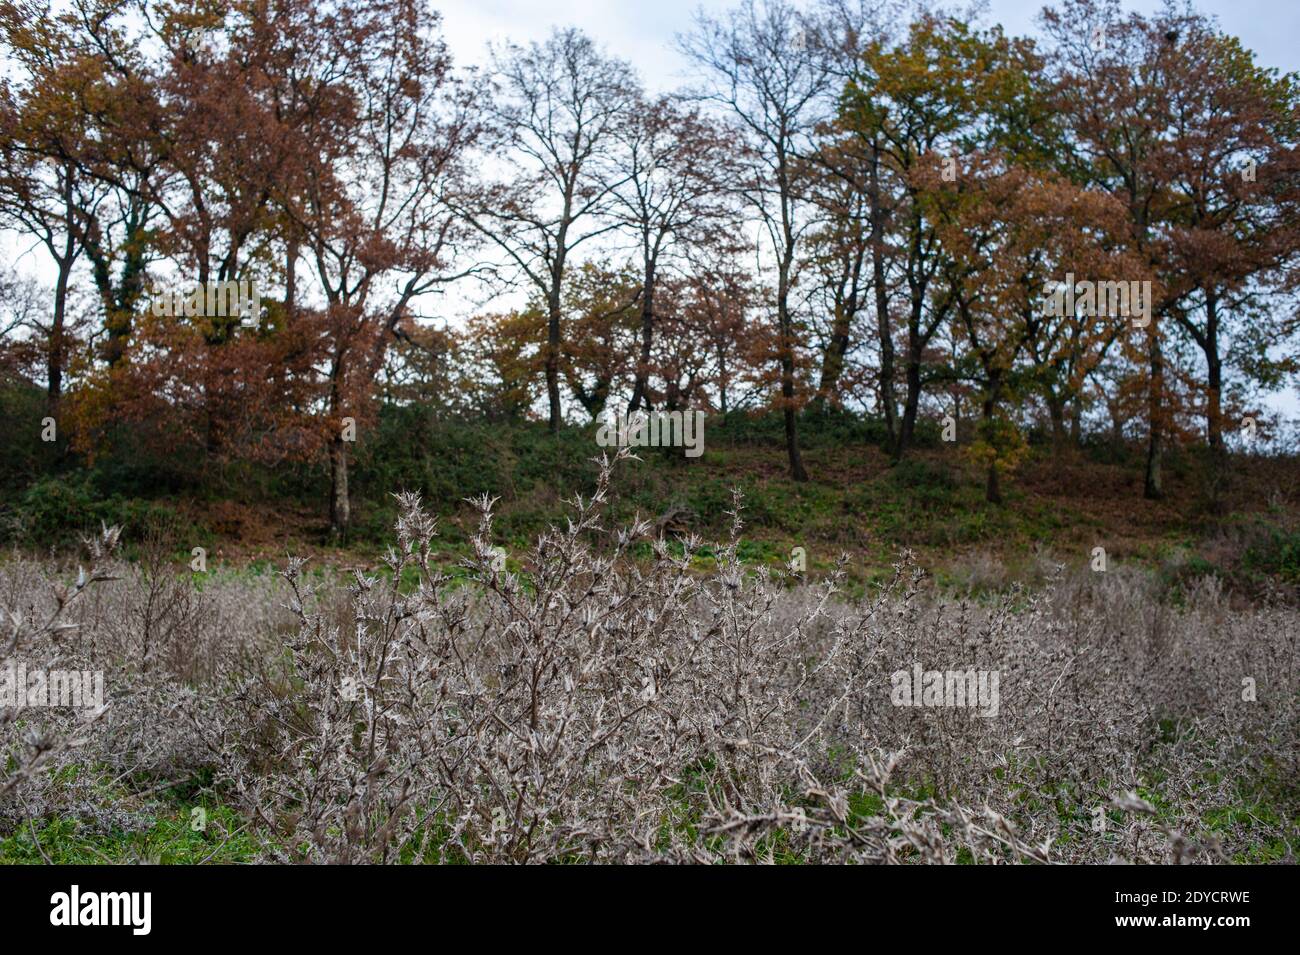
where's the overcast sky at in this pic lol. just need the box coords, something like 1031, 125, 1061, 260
433, 0, 1299, 84
429, 0, 1298, 420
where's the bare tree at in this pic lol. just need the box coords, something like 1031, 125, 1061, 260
680, 0, 838, 481
611, 94, 739, 414
460, 28, 639, 432
805, 0, 904, 430
274, 0, 484, 535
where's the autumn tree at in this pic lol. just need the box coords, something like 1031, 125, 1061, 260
681, 249, 758, 416
649, 273, 729, 416
272, 0, 483, 534
559, 260, 640, 419
926, 154, 1141, 502
460, 309, 543, 419
0, 1, 128, 410
23, 0, 168, 370
1152, 20, 1300, 474
841, 16, 1037, 459
1041, 0, 1212, 498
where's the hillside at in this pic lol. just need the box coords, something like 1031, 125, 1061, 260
5, 404, 1296, 599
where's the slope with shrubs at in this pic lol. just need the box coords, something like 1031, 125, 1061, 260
3, 390, 1297, 600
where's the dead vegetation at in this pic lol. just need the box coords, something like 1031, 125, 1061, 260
2, 454, 1295, 863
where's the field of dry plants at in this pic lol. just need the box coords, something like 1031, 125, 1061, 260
1, 454, 1295, 865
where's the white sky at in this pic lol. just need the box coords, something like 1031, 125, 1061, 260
433, 0, 1300, 81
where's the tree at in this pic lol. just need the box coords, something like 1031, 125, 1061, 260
681, 0, 837, 482
0, 1, 117, 412
459, 27, 638, 433
804, 0, 898, 417
1041, 0, 1209, 499
272, 0, 483, 534
612, 94, 738, 414
926, 154, 1140, 502
1153, 23, 1300, 473
841, 16, 1033, 460
682, 249, 757, 417
802, 151, 874, 413
560, 260, 640, 419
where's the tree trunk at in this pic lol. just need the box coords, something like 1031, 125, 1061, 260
545, 201, 575, 435
46, 175, 79, 418
1143, 328, 1164, 500
986, 456, 1001, 504
814, 305, 851, 411
1205, 292, 1223, 454
1107, 395, 1125, 455
329, 434, 350, 537
286, 240, 299, 315
983, 371, 1002, 504
1046, 392, 1066, 456
869, 138, 897, 452
628, 259, 655, 413
776, 153, 807, 483
545, 285, 563, 433
48, 248, 72, 416
896, 340, 922, 459
783, 402, 807, 481
778, 271, 807, 483
717, 347, 729, 416
97, 202, 150, 368
1203, 292, 1228, 510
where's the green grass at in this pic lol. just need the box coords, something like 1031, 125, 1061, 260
0, 803, 260, 864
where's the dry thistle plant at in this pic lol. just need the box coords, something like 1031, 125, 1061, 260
1, 525, 120, 815
2, 454, 1295, 863
196, 452, 1297, 863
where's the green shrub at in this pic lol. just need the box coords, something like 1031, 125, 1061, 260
1, 474, 199, 548
1243, 523, 1300, 583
